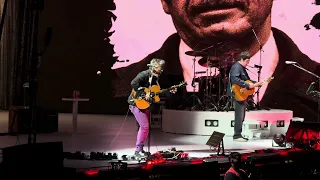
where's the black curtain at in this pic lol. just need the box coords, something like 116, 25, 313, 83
0, 0, 19, 110
0, 0, 41, 110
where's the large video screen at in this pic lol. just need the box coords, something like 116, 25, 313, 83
109, 0, 320, 121
111, 0, 319, 68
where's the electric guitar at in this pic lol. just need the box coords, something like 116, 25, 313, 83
232, 77, 274, 101
132, 81, 187, 110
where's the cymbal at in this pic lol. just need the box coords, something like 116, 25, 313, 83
207, 56, 220, 61
198, 57, 220, 68
223, 49, 241, 56
185, 51, 210, 57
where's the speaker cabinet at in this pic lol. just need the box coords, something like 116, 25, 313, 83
1, 142, 64, 177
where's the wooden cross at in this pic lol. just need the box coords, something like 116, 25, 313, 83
62, 90, 89, 133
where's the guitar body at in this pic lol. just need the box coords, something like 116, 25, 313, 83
133, 81, 187, 110
134, 85, 161, 110
232, 80, 255, 102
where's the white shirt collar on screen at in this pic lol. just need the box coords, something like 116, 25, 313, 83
179, 31, 279, 102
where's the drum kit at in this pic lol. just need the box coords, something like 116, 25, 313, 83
183, 44, 242, 112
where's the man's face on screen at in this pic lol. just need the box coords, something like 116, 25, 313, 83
160, 0, 273, 46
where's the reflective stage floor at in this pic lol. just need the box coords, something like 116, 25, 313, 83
0, 111, 283, 169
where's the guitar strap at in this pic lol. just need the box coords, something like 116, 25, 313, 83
148, 74, 153, 89
229, 72, 233, 94
148, 73, 160, 88
147, 73, 160, 107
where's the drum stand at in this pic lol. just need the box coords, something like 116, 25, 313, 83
217, 95, 233, 111
202, 59, 219, 111
180, 56, 204, 111
218, 56, 234, 111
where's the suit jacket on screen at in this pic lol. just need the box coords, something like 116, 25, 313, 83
113, 28, 320, 122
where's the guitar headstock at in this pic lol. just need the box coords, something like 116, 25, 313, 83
265, 76, 274, 83
172, 81, 187, 88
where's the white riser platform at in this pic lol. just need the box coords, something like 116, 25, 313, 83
162, 109, 296, 138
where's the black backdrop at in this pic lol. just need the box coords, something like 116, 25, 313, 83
35, 0, 128, 114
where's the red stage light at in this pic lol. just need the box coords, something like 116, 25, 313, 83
146, 158, 165, 165
142, 158, 166, 170
190, 159, 203, 165
84, 169, 99, 176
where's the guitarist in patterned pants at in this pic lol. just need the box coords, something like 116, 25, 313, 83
128, 58, 176, 157
227, 51, 255, 142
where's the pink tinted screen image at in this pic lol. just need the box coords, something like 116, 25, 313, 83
110, 0, 320, 69
109, 0, 320, 122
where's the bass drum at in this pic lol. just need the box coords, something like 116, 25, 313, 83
196, 76, 225, 101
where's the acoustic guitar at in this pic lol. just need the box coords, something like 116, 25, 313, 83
133, 81, 187, 110
232, 77, 274, 102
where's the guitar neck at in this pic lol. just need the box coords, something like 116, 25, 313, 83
254, 78, 273, 87
157, 87, 173, 95
254, 81, 265, 87
153, 82, 186, 95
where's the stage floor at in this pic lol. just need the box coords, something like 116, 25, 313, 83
0, 111, 285, 169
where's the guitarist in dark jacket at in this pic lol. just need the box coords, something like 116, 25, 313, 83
128, 58, 176, 157
227, 51, 255, 142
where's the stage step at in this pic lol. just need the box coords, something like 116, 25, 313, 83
162, 109, 293, 139
243, 128, 270, 139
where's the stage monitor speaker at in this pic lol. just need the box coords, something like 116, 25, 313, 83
206, 131, 225, 147
1, 141, 64, 178
151, 160, 219, 179
246, 153, 285, 166
285, 121, 320, 150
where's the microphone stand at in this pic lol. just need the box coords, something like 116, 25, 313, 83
147, 72, 154, 153
251, 29, 270, 110
290, 63, 320, 122
178, 56, 204, 110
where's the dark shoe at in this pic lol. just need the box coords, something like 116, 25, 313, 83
242, 136, 249, 140
141, 150, 150, 156
134, 151, 147, 158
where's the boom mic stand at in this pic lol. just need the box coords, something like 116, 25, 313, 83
289, 62, 320, 122
251, 29, 270, 110
26, 2, 43, 144
147, 73, 153, 154
27, 1, 51, 144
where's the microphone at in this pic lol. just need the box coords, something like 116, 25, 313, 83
254, 64, 262, 69
248, 65, 262, 69
285, 61, 297, 65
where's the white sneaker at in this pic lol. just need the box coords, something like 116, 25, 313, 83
233, 137, 248, 142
